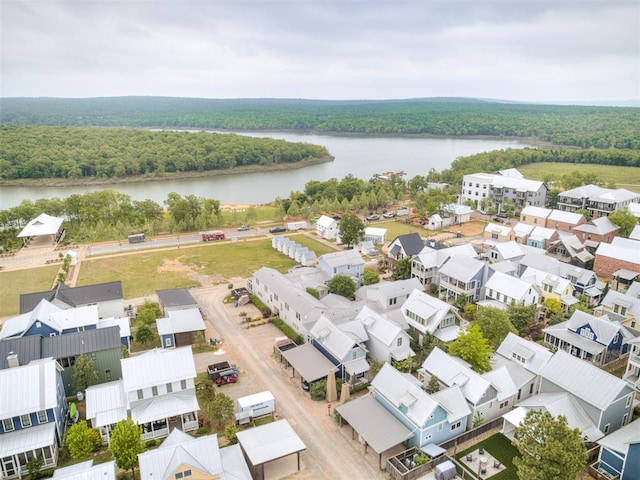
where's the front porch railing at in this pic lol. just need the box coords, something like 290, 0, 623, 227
183, 420, 199, 431
141, 427, 169, 441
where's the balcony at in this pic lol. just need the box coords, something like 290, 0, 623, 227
141, 427, 169, 441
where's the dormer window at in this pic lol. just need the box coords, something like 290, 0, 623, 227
175, 470, 192, 479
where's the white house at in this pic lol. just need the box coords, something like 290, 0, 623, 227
401, 289, 460, 343
354, 306, 414, 363
317, 249, 365, 286
315, 215, 339, 240
483, 271, 539, 308
364, 227, 387, 245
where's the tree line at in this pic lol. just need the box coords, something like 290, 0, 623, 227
2, 97, 639, 149
0, 125, 330, 180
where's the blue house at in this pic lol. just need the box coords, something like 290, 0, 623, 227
371, 363, 470, 448
596, 418, 640, 480
540, 350, 635, 436
156, 308, 206, 349
0, 357, 67, 478
543, 310, 632, 366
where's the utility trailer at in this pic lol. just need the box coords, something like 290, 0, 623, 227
207, 361, 238, 386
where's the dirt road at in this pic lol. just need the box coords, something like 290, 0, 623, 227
192, 283, 391, 480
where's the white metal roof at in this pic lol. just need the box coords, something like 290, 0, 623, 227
280, 343, 338, 382
439, 255, 485, 283
492, 241, 525, 260
319, 249, 365, 268
236, 419, 306, 466
310, 315, 359, 361
131, 389, 199, 424
356, 306, 401, 346
0, 422, 56, 458
484, 223, 512, 236
431, 384, 471, 423
156, 308, 206, 336
138, 430, 224, 480
547, 209, 584, 224
541, 350, 632, 411
485, 271, 534, 302
219, 444, 253, 480
316, 215, 337, 228
482, 366, 518, 401
597, 418, 640, 454
495, 332, 552, 375
121, 346, 196, 392
521, 206, 551, 219
567, 310, 630, 346
365, 227, 387, 237
53, 460, 117, 480
596, 242, 640, 264
401, 289, 453, 335
530, 225, 556, 240
513, 222, 535, 237
0, 358, 58, 418
97, 316, 131, 339
0, 299, 63, 339
560, 185, 639, 203
17, 213, 64, 238
237, 391, 275, 410
85, 380, 128, 428
49, 305, 99, 331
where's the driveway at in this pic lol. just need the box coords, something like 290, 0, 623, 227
191, 283, 393, 479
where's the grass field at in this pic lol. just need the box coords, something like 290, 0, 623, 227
77, 236, 334, 299
0, 265, 60, 317
518, 163, 640, 192
284, 232, 338, 256
456, 433, 519, 480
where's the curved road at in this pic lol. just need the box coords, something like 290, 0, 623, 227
193, 283, 388, 480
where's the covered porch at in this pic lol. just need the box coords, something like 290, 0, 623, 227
0, 424, 58, 479
132, 390, 199, 441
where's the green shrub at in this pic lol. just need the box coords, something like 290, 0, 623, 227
271, 317, 303, 344
309, 377, 343, 401
145, 439, 158, 448
249, 294, 271, 317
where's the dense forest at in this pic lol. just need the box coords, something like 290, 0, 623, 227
2, 97, 639, 149
0, 126, 330, 180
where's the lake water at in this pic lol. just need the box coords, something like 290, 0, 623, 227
0, 131, 531, 208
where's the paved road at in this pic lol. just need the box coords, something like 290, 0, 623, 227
192, 283, 391, 480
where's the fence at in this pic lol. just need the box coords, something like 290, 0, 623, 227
438, 417, 503, 451
386, 449, 450, 480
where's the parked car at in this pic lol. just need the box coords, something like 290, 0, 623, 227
366, 214, 381, 221
238, 225, 250, 231
492, 217, 505, 223
269, 226, 287, 233
301, 380, 310, 391
383, 211, 396, 218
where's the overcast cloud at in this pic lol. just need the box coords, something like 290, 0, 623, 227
1, 0, 638, 103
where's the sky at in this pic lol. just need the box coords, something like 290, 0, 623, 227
1, 0, 639, 104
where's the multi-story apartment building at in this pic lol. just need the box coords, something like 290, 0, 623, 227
460, 172, 547, 213
557, 185, 640, 218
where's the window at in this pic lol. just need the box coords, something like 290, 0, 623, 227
450, 421, 462, 430
167, 383, 173, 393
20, 414, 32, 428
622, 414, 628, 426
438, 423, 443, 431
91, 353, 96, 361
626, 395, 633, 408
36, 321, 42, 328
181, 380, 187, 390
604, 423, 610, 434
152, 386, 158, 396
389, 297, 397, 306
105, 369, 112, 381
397, 338, 402, 347
529, 383, 534, 394
137, 389, 143, 400
175, 470, 192, 479
37, 410, 47, 424
499, 401, 509, 409
165, 338, 171, 347
2, 418, 14, 432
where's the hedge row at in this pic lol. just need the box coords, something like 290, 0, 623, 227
271, 317, 304, 345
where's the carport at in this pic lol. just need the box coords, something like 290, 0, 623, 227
336, 395, 413, 468
281, 343, 338, 383
236, 419, 306, 480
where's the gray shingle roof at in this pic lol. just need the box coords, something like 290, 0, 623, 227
0, 336, 42, 369
20, 281, 123, 314
42, 326, 121, 358
156, 288, 198, 308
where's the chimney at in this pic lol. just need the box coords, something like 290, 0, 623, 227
7, 352, 19, 368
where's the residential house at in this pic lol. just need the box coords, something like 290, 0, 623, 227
596, 418, 640, 480
249, 267, 326, 339
138, 429, 252, 480
315, 215, 339, 240
53, 460, 116, 480
597, 288, 640, 333
519, 206, 551, 226
156, 288, 198, 315
557, 185, 640, 218
483, 223, 514, 244
371, 363, 470, 447
574, 216, 620, 250
594, 237, 640, 277
438, 255, 487, 304
420, 348, 517, 426
157, 308, 207, 349
86, 346, 199, 443
622, 337, 640, 391
354, 307, 414, 363
460, 171, 547, 211
546, 209, 587, 233
411, 243, 478, 287
482, 271, 539, 308
630, 225, 640, 241
0, 358, 67, 479
20, 281, 125, 318
493, 332, 552, 403
355, 278, 420, 314
543, 310, 632, 366
512, 222, 535, 245
526, 226, 558, 250
387, 233, 424, 261
317, 249, 365, 286
546, 233, 594, 268
309, 316, 369, 384
484, 241, 529, 263
401, 289, 460, 343
364, 227, 386, 245
520, 266, 575, 310
539, 350, 635, 435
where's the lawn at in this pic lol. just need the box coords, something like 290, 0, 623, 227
518, 163, 640, 193
220, 205, 283, 227
77, 240, 298, 298
285, 232, 338, 256
0, 265, 60, 317
375, 220, 427, 241
455, 433, 520, 480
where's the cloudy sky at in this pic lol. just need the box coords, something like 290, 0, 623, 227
1, 0, 638, 103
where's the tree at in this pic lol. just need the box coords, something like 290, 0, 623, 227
109, 419, 145, 480
338, 212, 365, 249
306, 287, 320, 299
72, 354, 99, 393
327, 274, 356, 298
135, 300, 160, 326
448, 325, 492, 373
474, 306, 517, 349
368, 359, 384, 379
543, 298, 565, 324
66, 420, 102, 460
25, 457, 44, 480
392, 256, 412, 280
362, 267, 380, 285
608, 207, 638, 238
225, 424, 239, 444
135, 324, 156, 347
392, 357, 413, 373
513, 410, 586, 480
425, 375, 440, 394
207, 392, 235, 427
507, 303, 538, 332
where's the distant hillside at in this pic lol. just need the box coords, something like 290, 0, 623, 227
1, 97, 639, 149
